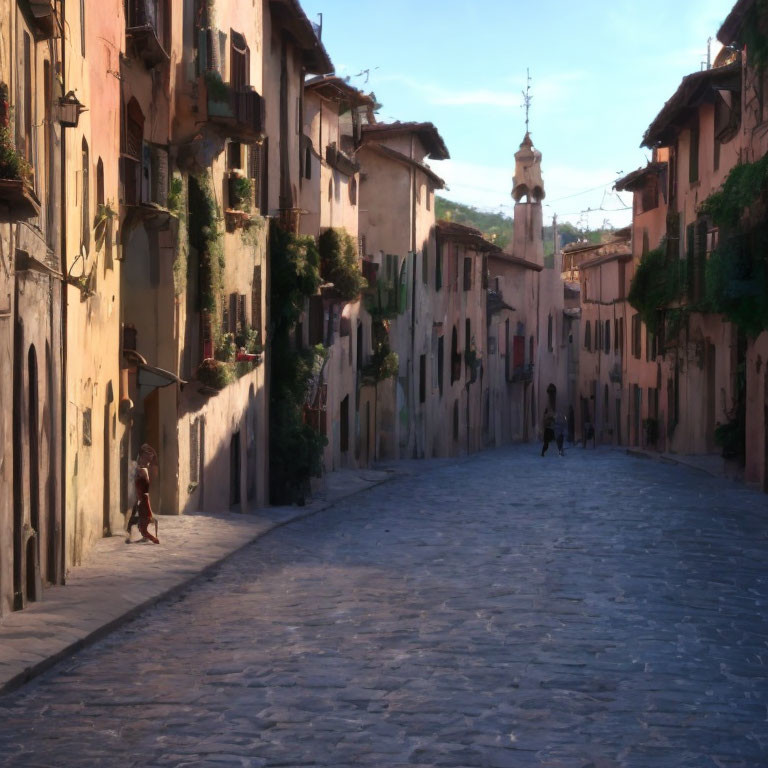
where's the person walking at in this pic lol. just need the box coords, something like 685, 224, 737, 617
554, 411, 567, 456
126, 467, 160, 544
541, 408, 555, 456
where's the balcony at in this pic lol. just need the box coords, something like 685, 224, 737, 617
204, 76, 265, 142
509, 363, 534, 383
28, 0, 63, 39
325, 143, 359, 176
125, 0, 169, 68
0, 178, 40, 220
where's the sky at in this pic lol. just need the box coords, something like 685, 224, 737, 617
300, 0, 738, 230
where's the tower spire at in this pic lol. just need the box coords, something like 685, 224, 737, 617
522, 68, 532, 135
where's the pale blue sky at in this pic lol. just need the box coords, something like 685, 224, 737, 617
301, 0, 737, 228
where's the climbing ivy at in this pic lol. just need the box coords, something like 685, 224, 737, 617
627, 244, 685, 335
741, 0, 768, 72
699, 153, 768, 229
188, 172, 224, 315
318, 228, 367, 301
705, 222, 768, 337
700, 155, 768, 336
269, 222, 327, 505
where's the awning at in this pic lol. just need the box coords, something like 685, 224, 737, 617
136, 362, 186, 401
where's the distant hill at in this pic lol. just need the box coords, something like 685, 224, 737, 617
435, 196, 613, 258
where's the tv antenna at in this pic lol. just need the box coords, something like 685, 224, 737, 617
521, 68, 532, 134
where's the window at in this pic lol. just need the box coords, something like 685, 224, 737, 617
419, 355, 426, 404
451, 326, 460, 384
453, 400, 459, 441
122, 98, 145, 205
513, 335, 525, 369
465, 318, 471, 360
81, 139, 90, 255
304, 144, 311, 179
645, 328, 656, 361
689, 119, 699, 184
619, 317, 624, 354
328, 177, 333, 201
248, 140, 268, 215
463, 257, 472, 291
604, 320, 610, 354
584, 320, 591, 351
641, 175, 659, 212
685, 222, 695, 298
23, 32, 32, 166
82, 407, 92, 446
437, 336, 444, 396
230, 31, 249, 90
349, 176, 357, 205
547, 314, 553, 352
340, 396, 349, 452
228, 141, 242, 170
632, 314, 642, 359
453, 245, 460, 291
96, 158, 104, 208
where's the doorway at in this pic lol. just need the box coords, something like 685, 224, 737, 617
230, 431, 241, 507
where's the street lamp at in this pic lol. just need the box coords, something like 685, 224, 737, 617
58, 91, 85, 128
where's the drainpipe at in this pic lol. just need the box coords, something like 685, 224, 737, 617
59, 0, 68, 585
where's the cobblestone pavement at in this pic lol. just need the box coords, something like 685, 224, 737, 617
2, 446, 768, 767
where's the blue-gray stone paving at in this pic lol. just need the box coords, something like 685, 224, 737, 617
1, 445, 768, 767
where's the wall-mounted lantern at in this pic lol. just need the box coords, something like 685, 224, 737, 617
58, 91, 86, 128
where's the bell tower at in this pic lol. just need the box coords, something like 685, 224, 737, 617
509, 71, 545, 266
510, 132, 546, 267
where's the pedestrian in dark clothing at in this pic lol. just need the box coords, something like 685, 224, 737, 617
554, 412, 567, 456
541, 408, 555, 456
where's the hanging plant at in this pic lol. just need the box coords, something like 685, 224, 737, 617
196, 358, 234, 391
0, 125, 32, 183
228, 173, 252, 212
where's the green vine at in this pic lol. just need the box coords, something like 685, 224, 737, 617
705, 222, 768, 337
699, 154, 768, 229
269, 222, 327, 504
627, 244, 685, 335
170, 175, 188, 296
361, 313, 398, 385
700, 155, 768, 336
318, 228, 367, 301
188, 172, 224, 317
741, 0, 768, 72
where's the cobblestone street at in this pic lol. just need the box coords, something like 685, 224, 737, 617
2, 446, 768, 767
